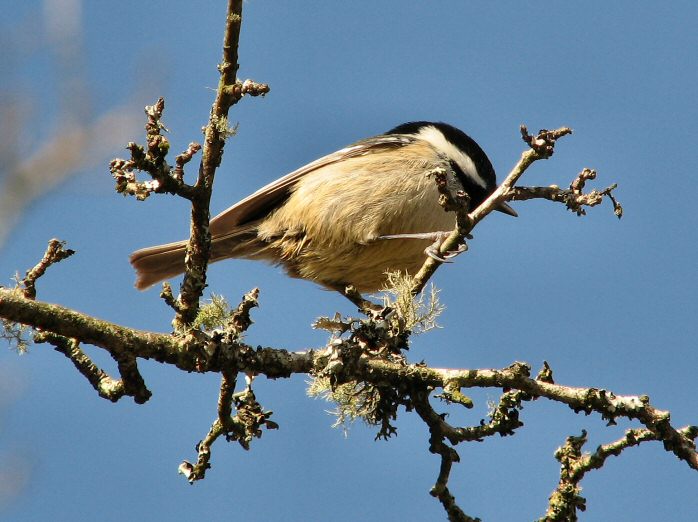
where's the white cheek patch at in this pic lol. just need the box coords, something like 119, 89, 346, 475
416, 126, 488, 189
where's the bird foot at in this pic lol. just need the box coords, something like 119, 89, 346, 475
425, 241, 468, 263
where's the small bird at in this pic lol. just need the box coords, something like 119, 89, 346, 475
130, 122, 516, 296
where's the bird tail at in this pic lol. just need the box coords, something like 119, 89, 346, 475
130, 239, 188, 290
130, 225, 262, 290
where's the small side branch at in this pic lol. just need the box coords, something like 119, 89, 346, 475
411, 387, 480, 522
511, 168, 623, 218
21, 239, 75, 299
35, 329, 150, 404
34, 332, 126, 402
109, 98, 200, 201
3, 239, 73, 352
179, 370, 238, 482
541, 426, 698, 521
179, 373, 278, 483
222, 79, 270, 101
454, 388, 528, 442
176, 0, 258, 329
114, 352, 152, 404
109, 1, 269, 331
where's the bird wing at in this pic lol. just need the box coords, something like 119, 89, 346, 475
209, 134, 417, 236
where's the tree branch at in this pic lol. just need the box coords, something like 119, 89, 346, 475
20, 239, 75, 299
176, 0, 245, 329
410, 126, 574, 297
541, 426, 698, 521
2, 281, 697, 517
34, 332, 126, 402
3, 283, 696, 470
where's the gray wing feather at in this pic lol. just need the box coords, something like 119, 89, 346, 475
131, 133, 416, 289
209, 134, 416, 235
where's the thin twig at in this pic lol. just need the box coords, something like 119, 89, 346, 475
34, 332, 125, 402
179, 370, 238, 482
21, 239, 75, 299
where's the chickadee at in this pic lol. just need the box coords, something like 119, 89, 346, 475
131, 122, 517, 295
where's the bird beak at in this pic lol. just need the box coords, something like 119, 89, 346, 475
496, 202, 518, 217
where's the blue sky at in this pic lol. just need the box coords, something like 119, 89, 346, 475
1, 1, 697, 520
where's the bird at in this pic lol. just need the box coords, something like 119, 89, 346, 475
130, 121, 517, 299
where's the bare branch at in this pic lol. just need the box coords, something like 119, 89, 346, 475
34, 332, 126, 402
510, 168, 623, 218
20, 239, 75, 299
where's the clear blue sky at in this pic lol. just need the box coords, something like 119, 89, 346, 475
2, 1, 697, 520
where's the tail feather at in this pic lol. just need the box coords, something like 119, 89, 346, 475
130, 240, 188, 290
130, 224, 263, 290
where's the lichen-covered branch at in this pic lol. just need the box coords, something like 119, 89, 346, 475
540, 426, 698, 521
179, 372, 278, 483
3, 282, 696, 467
2, 282, 697, 516
34, 332, 126, 402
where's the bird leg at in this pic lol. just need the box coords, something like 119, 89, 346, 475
378, 231, 469, 263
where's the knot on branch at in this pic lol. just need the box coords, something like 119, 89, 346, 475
224, 79, 270, 101
520, 125, 573, 158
